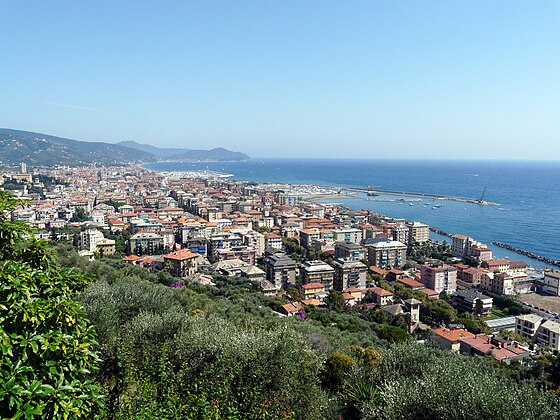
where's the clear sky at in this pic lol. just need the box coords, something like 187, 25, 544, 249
1, 1, 559, 159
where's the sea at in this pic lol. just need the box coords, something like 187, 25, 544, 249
145, 159, 560, 270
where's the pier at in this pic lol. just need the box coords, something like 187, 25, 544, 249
366, 198, 423, 203
338, 187, 498, 206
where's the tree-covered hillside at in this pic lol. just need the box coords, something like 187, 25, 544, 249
1, 191, 559, 419
0, 128, 155, 166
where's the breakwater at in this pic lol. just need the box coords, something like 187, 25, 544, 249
492, 242, 560, 268
429, 227, 453, 238
339, 187, 498, 206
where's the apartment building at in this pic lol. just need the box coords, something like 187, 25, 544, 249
480, 271, 530, 295
300, 260, 335, 290
263, 252, 297, 290
128, 232, 164, 255
392, 222, 410, 244
452, 234, 492, 260
536, 320, 560, 350
264, 233, 283, 251
76, 228, 105, 252
420, 263, 458, 294
453, 289, 493, 317
299, 228, 322, 249
332, 228, 363, 244
164, 249, 199, 277
542, 270, 560, 296
515, 315, 560, 351
515, 314, 543, 339
207, 233, 243, 259
481, 259, 510, 273
406, 221, 430, 244
332, 258, 368, 291
365, 240, 407, 269
334, 241, 366, 261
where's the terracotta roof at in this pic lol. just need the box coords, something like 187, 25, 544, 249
265, 233, 281, 239
397, 277, 425, 288
420, 288, 440, 297
369, 266, 388, 276
282, 302, 304, 314
301, 298, 322, 306
122, 255, 142, 261
484, 259, 510, 266
343, 287, 364, 293
370, 287, 393, 296
164, 250, 199, 261
301, 282, 326, 290
432, 328, 474, 342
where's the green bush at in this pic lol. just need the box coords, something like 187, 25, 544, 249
0, 191, 102, 418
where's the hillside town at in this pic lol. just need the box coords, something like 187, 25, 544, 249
3, 162, 560, 361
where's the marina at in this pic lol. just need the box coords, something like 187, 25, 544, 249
340, 187, 498, 206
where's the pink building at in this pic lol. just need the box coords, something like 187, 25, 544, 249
420, 263, 457, 294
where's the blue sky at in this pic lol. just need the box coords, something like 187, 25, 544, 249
1, 1, 559, 159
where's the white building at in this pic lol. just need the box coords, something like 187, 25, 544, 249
77, 229, 105, 252
516, 314, 543, 339
516, 315, 560, 351
536, 320, 560, 350
542, 270, 560, 296
406, 221, 430, 244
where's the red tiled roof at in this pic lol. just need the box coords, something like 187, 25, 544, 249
164, 250, 199, 261
432, 328, 474, 342
282, 302, 304, 314
398, 277, 425, 288
420, 288, 439, 297
369, 266, 388, 276
301, 282, 325, 290
370, 287, 393, 296
301, 298, 322, 306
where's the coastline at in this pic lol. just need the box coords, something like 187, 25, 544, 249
142, 162, 555, 270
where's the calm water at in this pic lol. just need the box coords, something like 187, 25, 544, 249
146, 159, 560, 268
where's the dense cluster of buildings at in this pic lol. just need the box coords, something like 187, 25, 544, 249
3, 163, 560, 353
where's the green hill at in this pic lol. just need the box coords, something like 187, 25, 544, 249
118, 140, 250, 161
0, 129, 250, 167
0, 128, 155, 166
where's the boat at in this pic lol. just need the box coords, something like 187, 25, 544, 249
409, 203, 414, 206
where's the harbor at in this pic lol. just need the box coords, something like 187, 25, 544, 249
339, 186, 498, 206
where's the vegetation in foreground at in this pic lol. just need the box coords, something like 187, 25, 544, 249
1, 191, 559, 419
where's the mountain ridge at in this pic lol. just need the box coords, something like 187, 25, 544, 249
0, 129, 249, 166
117, 140, 249, 161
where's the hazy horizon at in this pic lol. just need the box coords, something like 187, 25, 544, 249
1, 2, 559, 160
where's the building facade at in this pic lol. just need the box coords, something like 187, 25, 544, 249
332, 258, 368, 291
300, 260, 335, 290
366, 240, 407, 269
263, 252, 296, 290
420, 263, 458, 294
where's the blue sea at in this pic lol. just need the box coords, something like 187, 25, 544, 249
145, 159, 560, 269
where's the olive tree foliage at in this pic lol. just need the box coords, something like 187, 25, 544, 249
0, 191, 102, 418
360, 342, 559, 420
74, 261, 327, 419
